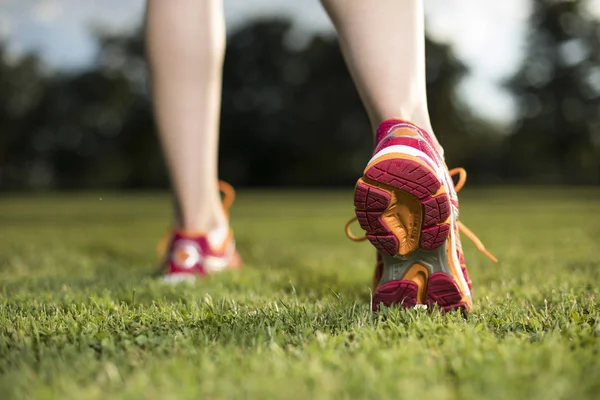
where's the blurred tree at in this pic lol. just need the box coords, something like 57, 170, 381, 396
0, 18, 493, 190
506, 0, 600, 183
0, 45, 49, 189
219, 20, 372, 187
425, 39, 503, 182
219, 19, 491, 186
0, 31, 166, 190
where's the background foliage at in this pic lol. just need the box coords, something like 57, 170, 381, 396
1, 0, 600, 190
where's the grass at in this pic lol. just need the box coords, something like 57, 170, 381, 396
0, 188, 599, 400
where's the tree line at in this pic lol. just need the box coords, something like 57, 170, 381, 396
1, 0, 599, 190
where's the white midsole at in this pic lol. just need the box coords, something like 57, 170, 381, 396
369, 145, 439, 175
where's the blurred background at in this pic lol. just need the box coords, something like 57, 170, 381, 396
1, 0, 600, 191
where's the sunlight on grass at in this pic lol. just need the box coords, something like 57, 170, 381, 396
0, 189, 598, 399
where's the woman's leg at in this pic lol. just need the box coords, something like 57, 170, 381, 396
328, 0, 483, 313
320, 0, 441, 151
146, 0, 226, 232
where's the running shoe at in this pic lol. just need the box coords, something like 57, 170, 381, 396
160, 181, 242, 283
346, 119, 497, 312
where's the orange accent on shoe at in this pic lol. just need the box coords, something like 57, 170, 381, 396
449, 167, 467, 193
444, 226, 466, 300
345, 217, 368, 242
351, 177, 429, 255
448, 168, 498, 263
218, 180, 236, 216
178, 230, 210, 239
381, 189, 424, 256
156, 232, 171, 259
391, 127, 420, 138
402, 264, 429, 304
457, 220, 498, 263
174, 249, 191, 266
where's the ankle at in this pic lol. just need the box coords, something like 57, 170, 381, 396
372, 112, 431, 132
179, 205, 228, 233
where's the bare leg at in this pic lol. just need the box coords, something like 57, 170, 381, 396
321, 0, 441, 150
333, 1, 485, 313
146, 0, 226, 232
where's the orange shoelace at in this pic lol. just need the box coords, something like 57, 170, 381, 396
345, 168, 498, 263
156, 180, 236, 258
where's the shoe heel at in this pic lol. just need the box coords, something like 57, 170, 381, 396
372, 263, 428, 311
426, 272, 470, 313
373, 268, 470, 313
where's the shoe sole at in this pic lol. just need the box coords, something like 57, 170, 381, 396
372, 269, 468, 313
354, 155, 468, 313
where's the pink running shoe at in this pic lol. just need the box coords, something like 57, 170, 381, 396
162, 227, 242, 283
346, 119, 497, 313
160, 181, 242, 283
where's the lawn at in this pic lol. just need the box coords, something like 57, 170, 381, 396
0, 189, 599, 399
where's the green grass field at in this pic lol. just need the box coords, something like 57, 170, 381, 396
0, 189, 599, 399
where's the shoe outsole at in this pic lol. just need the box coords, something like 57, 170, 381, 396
372, 273, 467, 313
355, 156, 467, 313
356, 158, 451, 255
